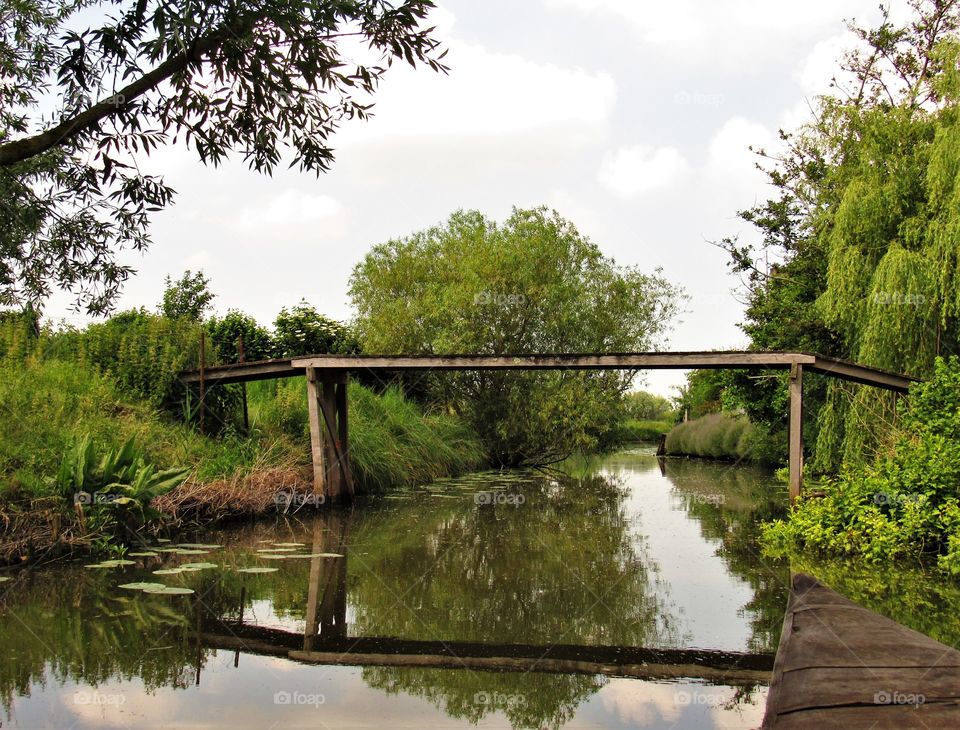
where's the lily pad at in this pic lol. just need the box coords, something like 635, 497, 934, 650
152, 568, 185, 575
258, 554, 289, 560
236, 567, 279, 574
180, 562, 218, 570
155, 548, 181, 553
272, 542, 305, 547
143, 586, 195, 595
257, 547, 296, 553
118, 582, 167, 591
85, 559, 135, 568
128, 552, 159, 557
177, 543, 221, 550
156, 538, 171, 543
285, 552, 344, 559
0, 576, 10, 583
174, 549, 209, 555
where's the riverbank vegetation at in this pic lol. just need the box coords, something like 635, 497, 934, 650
665, 413, 756, 462
0, 206, 683, 562
693, 1, 960, 572
0, 299, 485, 562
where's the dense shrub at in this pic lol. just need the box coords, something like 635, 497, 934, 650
206, 309, 275, 363
610, 419, 674, 443
273, 301, 359, 357
665, 413, 755, 460
762, 356, 960, 574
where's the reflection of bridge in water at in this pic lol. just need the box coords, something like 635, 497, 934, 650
198, 515, 775, 685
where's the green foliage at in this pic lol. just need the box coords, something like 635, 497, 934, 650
273, 301, 359, 357
206, 309, 275, 363
0, 356, 260, 502
623, 390, 676, 421
349, 207, 684, 465
716, 2, 960, 472
53, 434, 189, 541
762, 356, 960, 573
609, 419, 674, 443
159, 270, 215, 321
0, 0, 447, 314
674, 369, 735, 420
665, 413, 756, 461
49, 309, 201, 408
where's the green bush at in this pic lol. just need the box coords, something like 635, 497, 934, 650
273, 301, 359, 357
665, 413, 755, 460
0, 357, 266, 498
761, 356, 960, 574
206, 309, 275, 363
610, 419, 673, 443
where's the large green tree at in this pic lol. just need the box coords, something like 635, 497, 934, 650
0, 0, 447, 314
349, 207, 684, 465
718, 0, 960, 471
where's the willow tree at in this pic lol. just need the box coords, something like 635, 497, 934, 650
719, 0, 960, 471
349, 207, 684, 465
0, 0, 447, 313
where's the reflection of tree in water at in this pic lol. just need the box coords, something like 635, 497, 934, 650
364, 667, 599, 730
0, 566, 202, 716
790, 557, 960, 648
349, 471, 681, 728
659, 457, 791, 654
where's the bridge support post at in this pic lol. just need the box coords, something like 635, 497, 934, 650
788, 362, 804, 503
305, 368, 354, 501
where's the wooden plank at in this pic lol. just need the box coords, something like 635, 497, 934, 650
180, 357, 297, 384
291, 351, 818, 371
770, 704, 960, 730
304, 368, 327, 499
763, 573, 960, 728
320, 379, 341, 500
788, 363, 803, 502
180, 351, 917, 396
809, 355, 916, 393
773, 667, 960, 713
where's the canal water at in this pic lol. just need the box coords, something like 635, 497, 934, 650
1, 448, 957, 729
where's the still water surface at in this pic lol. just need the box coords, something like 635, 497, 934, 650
2, 449, 957, 729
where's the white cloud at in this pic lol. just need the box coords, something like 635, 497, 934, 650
545, 0, 889, 69
231, 190, 344, 231
341, 26, 617, 141
598, 145, 689, 198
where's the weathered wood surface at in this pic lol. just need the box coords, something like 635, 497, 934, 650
763, 573, 960, 729
181, 351, 917, 393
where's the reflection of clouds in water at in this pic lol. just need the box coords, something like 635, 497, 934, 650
597, 680, 768, 729
597, 679, 682, 725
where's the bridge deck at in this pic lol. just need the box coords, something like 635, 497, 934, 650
762, 573, 960, 728
180, 350, 917, 392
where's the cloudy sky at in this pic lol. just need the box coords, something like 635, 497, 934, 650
47, 0, 913, 395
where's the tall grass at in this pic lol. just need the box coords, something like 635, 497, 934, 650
249, 379, 485, 491
0, 357, 274, 498
664, 412, 755, 461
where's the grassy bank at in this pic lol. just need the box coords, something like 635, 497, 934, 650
0, 350, 485, 563
664, 413, 756, 461
609, 419, 674, 443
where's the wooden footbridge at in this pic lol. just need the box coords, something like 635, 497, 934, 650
180, 350, 916, 503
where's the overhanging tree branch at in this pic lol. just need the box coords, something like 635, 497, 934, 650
0, 32, 225, 166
